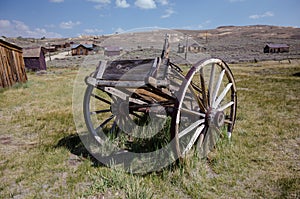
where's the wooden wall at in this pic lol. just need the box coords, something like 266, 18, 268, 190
0, 40, 27, 88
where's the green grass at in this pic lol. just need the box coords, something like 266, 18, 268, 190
0, 60, 299, 198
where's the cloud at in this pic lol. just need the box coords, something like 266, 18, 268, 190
161, 8, 175, 18
84, 28, 103, 34
87, 0, 111, 9
116, 0, 130, 8
156, 0, 168, 5
0, 19, 61, 38
49, 0, 64, 2
0, 19, 11, 28
87, 0, 111, 3
115, 27, 125, 33
135, 0, 156, 9
249, 11, 274, 19
59, 21, 81, 29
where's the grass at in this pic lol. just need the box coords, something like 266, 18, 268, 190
0, 59, 299, 198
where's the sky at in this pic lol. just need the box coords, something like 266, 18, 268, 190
0, 0, 299, 38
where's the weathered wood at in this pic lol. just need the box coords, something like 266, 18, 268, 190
99, 58, 169, 83
0, 39, 27, 88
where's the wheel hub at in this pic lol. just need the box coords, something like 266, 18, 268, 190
206, 108, 225, 128
111, 100, 128, 116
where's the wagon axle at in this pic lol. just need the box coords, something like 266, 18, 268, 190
206, 108, 225, 128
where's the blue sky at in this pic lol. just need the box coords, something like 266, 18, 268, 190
0, 0, 299, 38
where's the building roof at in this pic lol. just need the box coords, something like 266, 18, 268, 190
71, 44, 93, 49
0, 38, 23, 52
23, 47, 42, 58
266, 44, 289, 48
189, 43, 202, 47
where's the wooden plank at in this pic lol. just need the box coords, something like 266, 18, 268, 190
102, 59, 154, 80
96, 61, 107, 79
0, 42, 27, 88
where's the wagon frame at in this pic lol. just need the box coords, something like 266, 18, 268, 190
83, 34, 237, 165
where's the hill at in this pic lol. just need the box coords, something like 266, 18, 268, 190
176, 25, 300, 63
3, 25, 300, 63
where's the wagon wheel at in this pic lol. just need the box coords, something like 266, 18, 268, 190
171, 58, 237, 158
83, 85, 150, 148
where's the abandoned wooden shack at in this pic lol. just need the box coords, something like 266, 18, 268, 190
188, 43, 206, 53
177, 43, 186, 53
71, 44, 93, 56
0, 39, 27, 88
177, 43, 205, 54
23, 47, 47, 71
104, 46, 122, 57
264, 44, 289, 53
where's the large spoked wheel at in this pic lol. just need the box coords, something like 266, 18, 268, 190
83, 85, 147, 146
83, 85, 116, 145
83, 84, 168, 154
171, 58, 237, 158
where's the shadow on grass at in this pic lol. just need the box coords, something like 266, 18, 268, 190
55, 132, 180, 174
56, 133, 104, 167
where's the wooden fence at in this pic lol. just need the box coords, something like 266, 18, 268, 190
0, 39, 27, 88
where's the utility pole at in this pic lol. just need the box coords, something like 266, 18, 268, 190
46, 42, 51, 61
185, 34, 189, 60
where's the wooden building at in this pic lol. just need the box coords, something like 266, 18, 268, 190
264, 44, 289, 53
104, 46, 122, 57
178, 43, 206, 54
71, 44, 93, 56
177, 43, 186, 53
0, 39, 27, 88
188, 43, 205, 53
23, 47, 47, 71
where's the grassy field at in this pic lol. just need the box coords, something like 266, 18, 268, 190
0, 59, 299, 198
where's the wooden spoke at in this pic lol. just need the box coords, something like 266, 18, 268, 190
200, 68, 208, 108
90, 109, 111, 115
95, 115, 115, 132
213, 83, 233, 109
180, 107, 205, 117
218, 101, 234, 111
211, 69, 225, 107
182, 124, 205, 155
91, 93, 111, 104
208, 63, 215, 106
178, 119, 205, 139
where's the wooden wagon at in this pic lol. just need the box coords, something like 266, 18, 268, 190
83, 35, 237, 165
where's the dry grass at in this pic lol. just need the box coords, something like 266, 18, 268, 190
0, 59, 299, 198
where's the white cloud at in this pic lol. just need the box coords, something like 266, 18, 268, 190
135, 0, 156, 9
249, 11, 274, 19
87, 0, 111, 3
49, 0, 64, 3
0, 19, 61, 38
84, 28, 103, 34
0, 19, 11, 28
116, 0, 130, 8
88, 0, 111, 9
156, 0, 168, 5
59, 21, 81, 29
161, 8, 175, 18
115, 27, 125, 33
